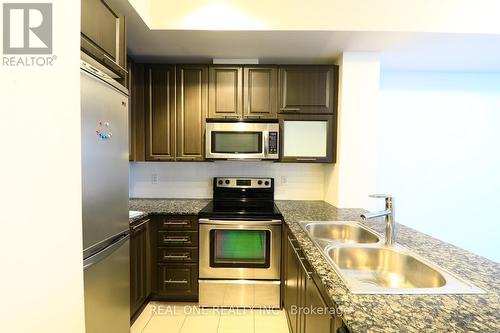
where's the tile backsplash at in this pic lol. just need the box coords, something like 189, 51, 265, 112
129, 161, 325, 200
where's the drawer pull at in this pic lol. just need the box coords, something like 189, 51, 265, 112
164, 236, 189, 242
164, 221, 189, 225
279, 107, 301, 112
165, 279, 188, 284
164, 254, 190, 259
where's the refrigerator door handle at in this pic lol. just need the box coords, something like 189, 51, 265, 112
83, 233, 129, 270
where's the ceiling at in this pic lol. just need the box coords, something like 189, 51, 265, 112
111, 0, 500, 71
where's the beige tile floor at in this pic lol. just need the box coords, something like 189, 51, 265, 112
131, 302, 290, 333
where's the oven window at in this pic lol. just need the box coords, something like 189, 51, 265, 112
210, 229, 271, 268
211, 132, 262, 154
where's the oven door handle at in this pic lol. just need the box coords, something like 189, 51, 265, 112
198, 218, 282, 225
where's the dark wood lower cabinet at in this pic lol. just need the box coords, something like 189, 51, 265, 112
284, 226, 342, 333
156, 263, 198, 301
130, 215, 200, 320
151, 215, 199, 302
130, 218, 151, 318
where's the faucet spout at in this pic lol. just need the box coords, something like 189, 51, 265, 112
360, 195, 396, 246
361, 209, 391, 220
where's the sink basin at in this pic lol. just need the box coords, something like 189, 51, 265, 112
299, 220, 484, 294
301, 221, 380, 245
324, 246, 484, 294
327, 246, 446, 289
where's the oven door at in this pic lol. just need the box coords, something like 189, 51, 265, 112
205, 122, 278, 160
199, 220, 281, 280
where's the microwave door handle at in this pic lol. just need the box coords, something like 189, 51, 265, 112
264, 131, 269, 157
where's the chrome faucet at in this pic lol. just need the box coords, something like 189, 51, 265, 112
360, 194, 395, 246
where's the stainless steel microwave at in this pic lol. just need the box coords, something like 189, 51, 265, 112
205, 121, 279, 160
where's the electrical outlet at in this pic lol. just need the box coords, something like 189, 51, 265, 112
151, 174, 159, 184
280, 176, 287, 185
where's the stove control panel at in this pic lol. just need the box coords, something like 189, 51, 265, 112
215, 177, 272, 188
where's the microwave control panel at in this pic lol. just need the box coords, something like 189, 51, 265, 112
268, 132, 278, 154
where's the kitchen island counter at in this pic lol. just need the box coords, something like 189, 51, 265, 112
276, 200, 500, 333
127, 198, 500, 332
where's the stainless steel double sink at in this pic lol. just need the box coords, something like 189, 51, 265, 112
299, 221, 484, 294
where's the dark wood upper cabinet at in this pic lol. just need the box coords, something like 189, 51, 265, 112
81, 0, 127, 79
279, 114, 336, 163
243, 66, 278, 119
145, 65, 176, 161
176, 65, 208, 161
279, 65, 338, 114
128, 59, 146, 162
209, 66, 243, 119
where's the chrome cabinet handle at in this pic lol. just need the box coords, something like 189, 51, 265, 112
164, 236, 189, 242
164, 254, 190, 259
165, 279, 188, 284
287, 236, 313, 280
296, 158, 317, 161
131, 219, 150, 230
164, 221, 189, 225
279, 108, 300, 112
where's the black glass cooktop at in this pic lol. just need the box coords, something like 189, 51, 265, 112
198, 201, 282, 220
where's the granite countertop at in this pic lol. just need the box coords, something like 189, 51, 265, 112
129, 198, 210, 223
276, 200, 500, 333
127, 198, 500, 332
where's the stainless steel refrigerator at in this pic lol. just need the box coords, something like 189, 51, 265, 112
81, 58, 130, 333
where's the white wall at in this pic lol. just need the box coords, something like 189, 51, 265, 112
0, 1, 86, 332
129, 162, 325, 200
378, 71, 500, 262
324, 52, 380, 210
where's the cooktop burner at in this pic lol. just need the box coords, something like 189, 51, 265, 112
199, 177, 282, 220
198, 201, 282, 219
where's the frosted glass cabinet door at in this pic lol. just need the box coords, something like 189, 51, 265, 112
279, 115, 335, 163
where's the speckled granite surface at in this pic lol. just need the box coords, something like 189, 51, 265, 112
129, 198, 210, 223
276, 200, 500, 333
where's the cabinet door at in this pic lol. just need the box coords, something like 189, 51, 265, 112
279, 114, 336, 163
157, 263, 198, 300
209, 66, 243, 119
284, 235, 300, 333
145, 65, 176, 161
243, 66, 278, 119
130, 219, 151, 317
81, 0, 127, 77
128, 59, 146, 161
304, 278, 334, 333
176, 65, 208, 161
279, 66, 338, 114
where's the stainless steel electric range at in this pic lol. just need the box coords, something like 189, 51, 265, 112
198, 177, 283, 308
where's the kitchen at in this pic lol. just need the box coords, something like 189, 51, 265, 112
1, 1, 500, 333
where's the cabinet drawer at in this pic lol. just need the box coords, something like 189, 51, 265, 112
158, 247, 198, 263
158, 231, 198, 247
157, 263, 198, 297
158, 216, 198, 230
